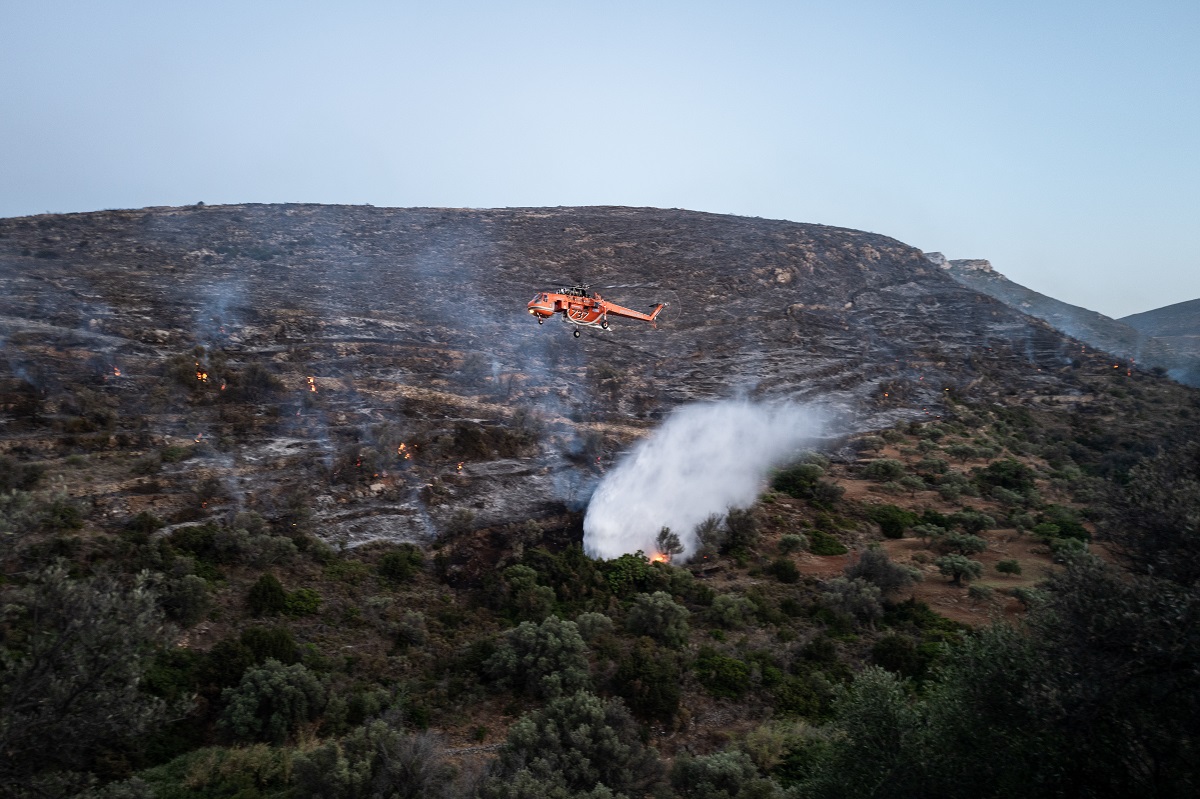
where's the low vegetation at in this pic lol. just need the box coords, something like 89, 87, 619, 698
2, 362, 1199, 798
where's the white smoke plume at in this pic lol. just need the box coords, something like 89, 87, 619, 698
583, 400, 830, 561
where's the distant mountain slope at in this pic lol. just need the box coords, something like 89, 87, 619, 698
1121, 298, 1200, 360
928, 253, 1200, 386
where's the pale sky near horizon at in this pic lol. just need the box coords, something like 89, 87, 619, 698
2, 1, 1196, 319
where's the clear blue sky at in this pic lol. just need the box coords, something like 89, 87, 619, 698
2, 1, 1196, 318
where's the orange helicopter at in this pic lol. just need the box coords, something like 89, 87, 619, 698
527, 284, 667, 338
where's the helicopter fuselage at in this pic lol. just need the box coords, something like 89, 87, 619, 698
527, 287, 665, 333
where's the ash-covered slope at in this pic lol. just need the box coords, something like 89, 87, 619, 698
933, 253, 1200, 386
0, 204, 1134, 546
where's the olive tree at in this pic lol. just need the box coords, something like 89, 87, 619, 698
0, 563, 175, 798
484, 615, 591, 699
219, 659, 326, 743
482, 692, 663, 799
625, 591, 690, 649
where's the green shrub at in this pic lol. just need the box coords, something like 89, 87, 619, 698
160, 574, 210, 627
767, 557, 801, 584
483, 692, 663, 798
670, 750, 783, 799
500, 563, 556, 621
694, 648, 752, 699
613, 638, 683, 723
379, 544, 425, 584
845, 547, 920, 595
240, 626, 298, 665
870, 634, 929, 680
284, 587, 321, 616
934, 532, 988, 556
867, 504, 918, 539
138, 745, 293, 799
968, 584, 995, 602
724, 506, 760, 554
820, 577, 883, 626
936, 554, 983, 585
219, 659, 326, 743
42, 496, 83, 531
625, 591, 690, 648
975, 458, 1037, 495
1038, 505, 1089, 540
292, 720, 451, 799
484, 615, 591, 699
160, 445, 194, 464
948, 510, 995, 534
809, 529, 848, 556
862, 458, 906, 482
996, 559, 1022, 576
247, 573, 287, 616
779, 533, 808, 554
710, 594, 757, 629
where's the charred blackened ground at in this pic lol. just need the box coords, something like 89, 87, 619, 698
0, 204, 1176, 546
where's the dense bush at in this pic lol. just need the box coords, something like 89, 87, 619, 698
996, 559, 1022, 576
159, 574, 211, 626
933, 531, 988, 556
844, 548, 920, 595
483, 692, 663, 799
975, 458, 1037, 496
866, 504, 918, 539
766, 557, 801, 584
0, 564, 174, 797
808, 529, 848, 556
625, 591, 690, 648
499, 563, 556, 621
694, 648, 752, 699
936, 554, 983, 585
724, 507, 760, 554
292, 720, 453, 799
862, 459, 906, 482
778, 533, 808, 554
613, 637, 683, 723
820, 578, 883, 627
239, 626, 299, 665
484, 615, 591, 699
247, 573, 287, 616
670, 749, 785, 799
219, 659, 326, 743
379, 544, 425, 584
710, 593, 757, 629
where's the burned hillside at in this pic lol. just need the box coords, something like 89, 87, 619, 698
0, 203, 1160, 547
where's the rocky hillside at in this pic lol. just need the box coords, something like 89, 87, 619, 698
931, 252, 1200, 386
1121, 297, 1200, 361
0, 204, 1179, 548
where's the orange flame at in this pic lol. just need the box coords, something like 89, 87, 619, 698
649, 552, 669, 563
307, 376, 317, 392
194, 433, 203, 443
397, 443, 412, 460
113, 366, 121, 377
456, 462, 464, 473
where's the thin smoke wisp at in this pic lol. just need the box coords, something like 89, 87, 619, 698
583, 400, 829, 561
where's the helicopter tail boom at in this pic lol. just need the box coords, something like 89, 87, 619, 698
602, 300, 667, 323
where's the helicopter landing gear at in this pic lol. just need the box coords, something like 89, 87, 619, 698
573, 329, 580, 338
601, 319, 609, 330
